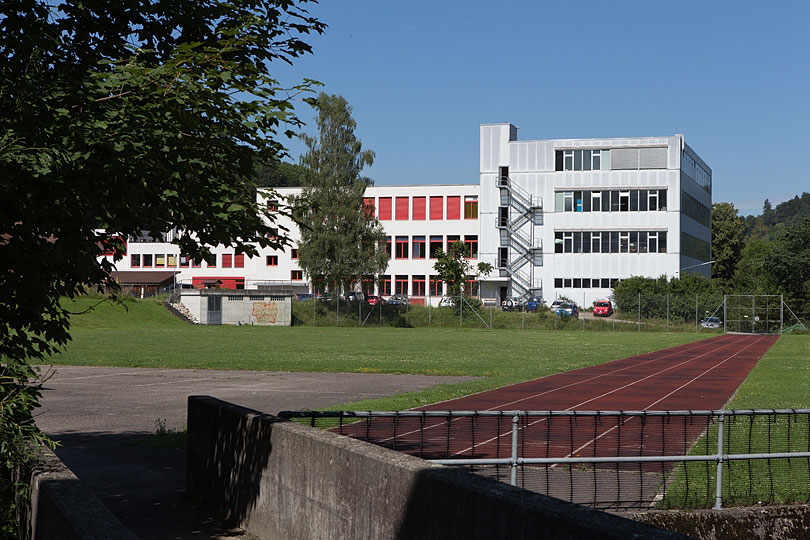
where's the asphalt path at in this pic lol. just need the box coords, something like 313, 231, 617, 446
34, 365, 475, 539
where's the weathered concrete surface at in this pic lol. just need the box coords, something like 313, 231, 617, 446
15, 446, 137, 540
34, 365, 475, 539
622, 506, 810, 540
188, 395, 692, 540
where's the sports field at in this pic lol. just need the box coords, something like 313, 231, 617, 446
55, 297, 709, 409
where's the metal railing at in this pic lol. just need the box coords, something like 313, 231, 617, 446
279, 409, 810, 510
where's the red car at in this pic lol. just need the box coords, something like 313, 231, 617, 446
593, 300, 613, 317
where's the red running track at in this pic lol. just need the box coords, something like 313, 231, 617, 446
336, 334, 779, 463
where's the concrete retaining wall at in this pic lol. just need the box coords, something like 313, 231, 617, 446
621, 506, 810, 540
14, 446, 137, 540
187, 395, 690, 540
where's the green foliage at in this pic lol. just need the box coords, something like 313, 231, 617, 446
294, 93, 388, 293
711, 202, 745, 290
0, 0, 324, 483
612, 275, 723, 322
432, 241, 493, 296
763, 217, 810, 319
254, 160, 306, 187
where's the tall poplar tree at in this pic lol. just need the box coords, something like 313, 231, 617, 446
295, 93, 388, 294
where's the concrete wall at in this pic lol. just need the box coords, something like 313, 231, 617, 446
187, 396, 689, 540
15, 446, 137, 540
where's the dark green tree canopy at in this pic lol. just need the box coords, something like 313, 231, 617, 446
0, 0, 324, 462
294, 93, 388, 292
711, 202, 745, 290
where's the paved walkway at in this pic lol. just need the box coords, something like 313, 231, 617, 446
34, 366, 475, 539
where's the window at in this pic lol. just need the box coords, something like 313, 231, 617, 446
564, 232, 573, 253
464, 196, 478, 219
381, 236, 392, 257
555, 149, 602, 171
363, 197, 375, 219
167, 254, 177, 267
234, 254, 245, 268
380, 275, 391, 296
464, 235, 478, 258
591, 233, 600, 253
291, 270, 303, 280
498, 206, 508, 227
395, 275, 408, 295
179, 255, 190, 268
142, 254, 153, 267
291, 248, 298, 260
429, 196, 443, 219
430, 275, 443, 297
205, 254, 216, 267
412, 196, 426, 220
430, 236, 443, 258
447, 196, 461, 219
649, 232, 658, 253
564, 191, 573, 212
378, 197, 392, 220
395, 236, 409, 259
573, 232, 582, 253
266, 255, 278, 266
222, 254, 232, 268
649, 190, 658, 211
555, 278, 563, 288
620, 232, 629, 253
465, 276, 479, 296
266, 199, 278, 212
446, 235, 460, 255
412, 275, 426, 297
413, 236, 426, 259
131, 254, 141, 267
591, 191, 601, 212
395, 197, 409, 220
554, 232, 563, 254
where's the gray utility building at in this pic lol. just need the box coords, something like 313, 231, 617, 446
478, 123, 712, 307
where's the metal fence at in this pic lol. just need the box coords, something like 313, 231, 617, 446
279, 409, 810, 510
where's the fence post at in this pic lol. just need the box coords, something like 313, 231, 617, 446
666, 293, 670, 332
459, 293, 463, 327
637, 292, 641, 332
714, 412, 725, 510
695, 294, 699, 333
337, 295, 340, 326
511, 414, 519, 487
429, 296, 432, 326
490, 305, 493, 329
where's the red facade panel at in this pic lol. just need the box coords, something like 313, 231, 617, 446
379, 197, 392, 220
430, 196, 443, 219
395, 197, 409, 220
412, 196, 426, 220
234, 254, 245, 268
447, 196, 461, 219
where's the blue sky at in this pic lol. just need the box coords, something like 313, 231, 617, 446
274, 1, 810, 215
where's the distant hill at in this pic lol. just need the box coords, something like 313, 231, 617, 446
743, 192, 810, 240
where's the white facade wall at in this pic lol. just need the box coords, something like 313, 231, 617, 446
479, 123, 712, 308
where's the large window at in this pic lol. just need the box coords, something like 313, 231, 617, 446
682, 232, 709, 261
464, 235, 478, 258
378, 197, 392, 220
143, 254, 153, 267
412, 196, 426, 220
412, 236, 426, 259
447, 196, 461, 219
395, 197, 409, 220
555, 231, 668, 254
446, 235, 460, 254
380, 275, 391, 296
395, 236, 409, 259
222, 254, 232, 268
556, 189, 667, 213
363, 197, 375, 219
412, 275, 426, 297
429, 236, 443, 258
395, 275, 408, 295
429, 196, 443, 219
291, 270, 303, 280
131, 254, 140, 267
381, 236, 392, 257
430, 275, 443, 297
555, 149, 603, 171
234, 254, 245, 268
464, 196, 478, 219
266, 255, 278, 266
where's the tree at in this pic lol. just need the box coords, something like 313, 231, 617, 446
294, 93, 388, 294
711, 202, 745, 290
0, 1, 324, 467
433, 241, 493, 297
254, 160, 307, 187
763, 217, 810, 319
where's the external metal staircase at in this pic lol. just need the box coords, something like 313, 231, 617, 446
496, 175, 543, 300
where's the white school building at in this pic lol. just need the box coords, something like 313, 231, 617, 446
104, 122, 712, 308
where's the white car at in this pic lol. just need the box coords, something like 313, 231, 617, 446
701, 317, 722, 329
550, 300, 564, 314
438, 297, 455, 307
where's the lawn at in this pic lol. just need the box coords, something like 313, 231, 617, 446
53, 296, 708, 410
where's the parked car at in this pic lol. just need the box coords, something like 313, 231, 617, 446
550, 299, 564, 314
161, 283, 194, 293
701, 316, 722, 329
593, 300, 613, 317
386, 294, 409, 306
295, 293, 313, 301
525, 296, 544, 313
555, 302, 579, 318
346, 291, 366, 303
366, 295, 384, 306
501, 297, 521, 311
438, 296, 455, 307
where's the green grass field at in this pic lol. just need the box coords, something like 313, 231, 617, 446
54, 296, 708, 409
